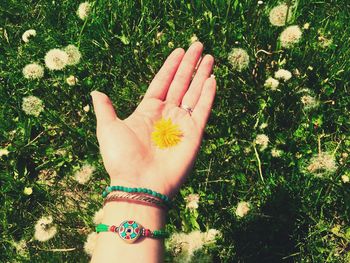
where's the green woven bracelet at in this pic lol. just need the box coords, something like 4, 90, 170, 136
96, 221, 169, 244
102, 185, 172, 208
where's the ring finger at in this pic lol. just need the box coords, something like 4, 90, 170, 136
181, 54, 214, 109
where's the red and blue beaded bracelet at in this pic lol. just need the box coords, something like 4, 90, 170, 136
96, 220, 169, 244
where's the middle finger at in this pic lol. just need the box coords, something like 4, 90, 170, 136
165, 41, 204, 105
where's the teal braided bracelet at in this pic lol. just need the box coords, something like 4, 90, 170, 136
102, 185, 172, 208
96, 221, 169, 244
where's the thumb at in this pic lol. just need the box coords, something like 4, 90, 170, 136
90, 90, 119, 126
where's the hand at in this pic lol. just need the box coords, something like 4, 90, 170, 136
91, 41, 216, 199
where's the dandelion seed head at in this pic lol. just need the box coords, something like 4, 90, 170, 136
166, 232, 191, 262
22, 63, 44, 79
22, 29, 36, 43
73, 164, 95, 184
228, 48, 250, 72
184, 193, 200, 210
45, 49, 68, 70
64, 45, 81, 65
167, 231, 204, 263
166, 229, 219, 263
301, 95, 319, 110
187, 231, 206, 255
269, 3, 292, 26
93, 208, 104, 225
22, 96, 44, 117
77, 2, 91, 20
264, 77, 279, 90
151, 118, 183, 149
203, 229, 221, 243
255, 134, 269, 151
280, 25, 302, 48
34, 215, 57, 242
274, 69, 292, 81
306, 152, 337, 177
235, 201, 250, 218
84, 232, 98, 256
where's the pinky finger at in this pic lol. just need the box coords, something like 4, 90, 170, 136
191, 76, 216, 131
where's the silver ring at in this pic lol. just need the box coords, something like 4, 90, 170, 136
180, 104, 193, 116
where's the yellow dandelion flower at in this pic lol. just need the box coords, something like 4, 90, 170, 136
151, 118, 183, 149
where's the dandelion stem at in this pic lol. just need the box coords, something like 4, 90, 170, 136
332, 140, 342, 156
317, 134, 324, 154
253, 143, 264, 182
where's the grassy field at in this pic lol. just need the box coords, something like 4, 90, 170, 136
1, 0, 350, 262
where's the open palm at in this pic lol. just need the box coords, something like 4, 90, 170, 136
91, 42, 216, 199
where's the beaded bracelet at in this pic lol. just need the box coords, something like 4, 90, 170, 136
103, 191, 170, 210
102, 185, 172, 208
96, 221, 169, 244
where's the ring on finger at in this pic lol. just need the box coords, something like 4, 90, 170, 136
180, 104, 193, 116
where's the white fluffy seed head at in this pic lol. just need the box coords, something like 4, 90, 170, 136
306, 152, 337, 177
22, 63, 44, 79
264, 77, 279, 90
93, 208, 104, 225
184, 193, 200, 210
22, 29, 36, 43
22, 96, 44, 117
73, 164, 95, 184
255, 134, 269, 151
228, 48, 250, 72
301, 95, 319, 110
34, 216, 57, 242
235, 201, 250, 217
64, 45, 82, 65
45, 49, 69, 70
269, 3, 292, 26
280, 25, 302, 48
84, 232, 98, 256
166, 229, 220, 263
274, 69, 292, 81
77, 2, 91, 20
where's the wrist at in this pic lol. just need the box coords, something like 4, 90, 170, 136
92, 198, 166, 263
102, 200, 167, 230
108, 177, 175, 199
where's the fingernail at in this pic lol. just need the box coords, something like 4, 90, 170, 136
210, 74, 215, 79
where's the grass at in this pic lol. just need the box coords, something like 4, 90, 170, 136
1, 0, 350, 262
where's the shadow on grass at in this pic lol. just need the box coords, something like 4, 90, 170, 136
231, 186, 305, 263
